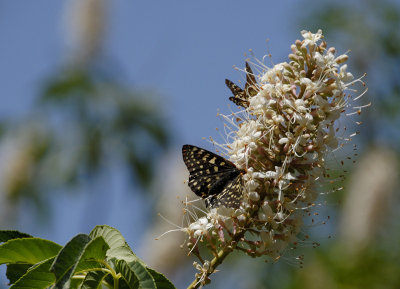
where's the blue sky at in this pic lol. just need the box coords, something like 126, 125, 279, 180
0, 0, 303, 143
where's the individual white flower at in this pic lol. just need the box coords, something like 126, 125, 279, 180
261, 63, 285, 83
301, 29, 323, 48
188, 217, 213, 238
338, 64, 354, 82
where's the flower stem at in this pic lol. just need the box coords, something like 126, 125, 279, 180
187, 230, 246, 289
186, 247, 231, 289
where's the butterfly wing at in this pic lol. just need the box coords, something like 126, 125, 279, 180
182, 145, 243, 208
244, 62, 258, 97
225, 62, 258, 108
225, 79, 249, 108
225, 79, 244, 96
228, 96, 250, 109
206, 174, 243, 208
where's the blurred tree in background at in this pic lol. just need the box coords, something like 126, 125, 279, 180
0, 0, 170, 225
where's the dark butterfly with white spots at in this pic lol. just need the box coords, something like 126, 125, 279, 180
225, 62, 258, 108
182, 145, 244, 209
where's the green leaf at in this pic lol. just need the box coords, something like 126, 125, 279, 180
50, 234, 91, 289
10, 257, 55, 289
113, 259, 156, 289
0, 238, 61, 265
79, 271, 109, 289
6, 264, 32, 285
51, 235, 110, 289
75, 236, 109, 273
69, 277, 83, 289
147, 268, 176, 289
112, 259, 138, 289
126, 261, 156, 289
90, 225, 139, 263
89, 225, 175, 288
0, 230, 33, 243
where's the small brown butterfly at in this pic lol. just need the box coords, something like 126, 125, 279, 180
225, 62, 258, 108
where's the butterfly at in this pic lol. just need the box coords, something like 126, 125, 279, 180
182, 144, 244, 209
225, 62, 258, 108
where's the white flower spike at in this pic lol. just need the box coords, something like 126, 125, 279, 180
181, 30, 367, 289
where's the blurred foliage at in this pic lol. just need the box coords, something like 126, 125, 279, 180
0, 68, 170, 217
40, 69, 169, 184
286, 243, 400, 289
300, 0, 400, 144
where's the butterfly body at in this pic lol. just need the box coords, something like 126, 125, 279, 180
225, 62, 258, 108
182, 145, 244, 208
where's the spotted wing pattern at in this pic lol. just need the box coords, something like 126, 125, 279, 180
225, 62, 258, 108
182, 144, 244, 208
